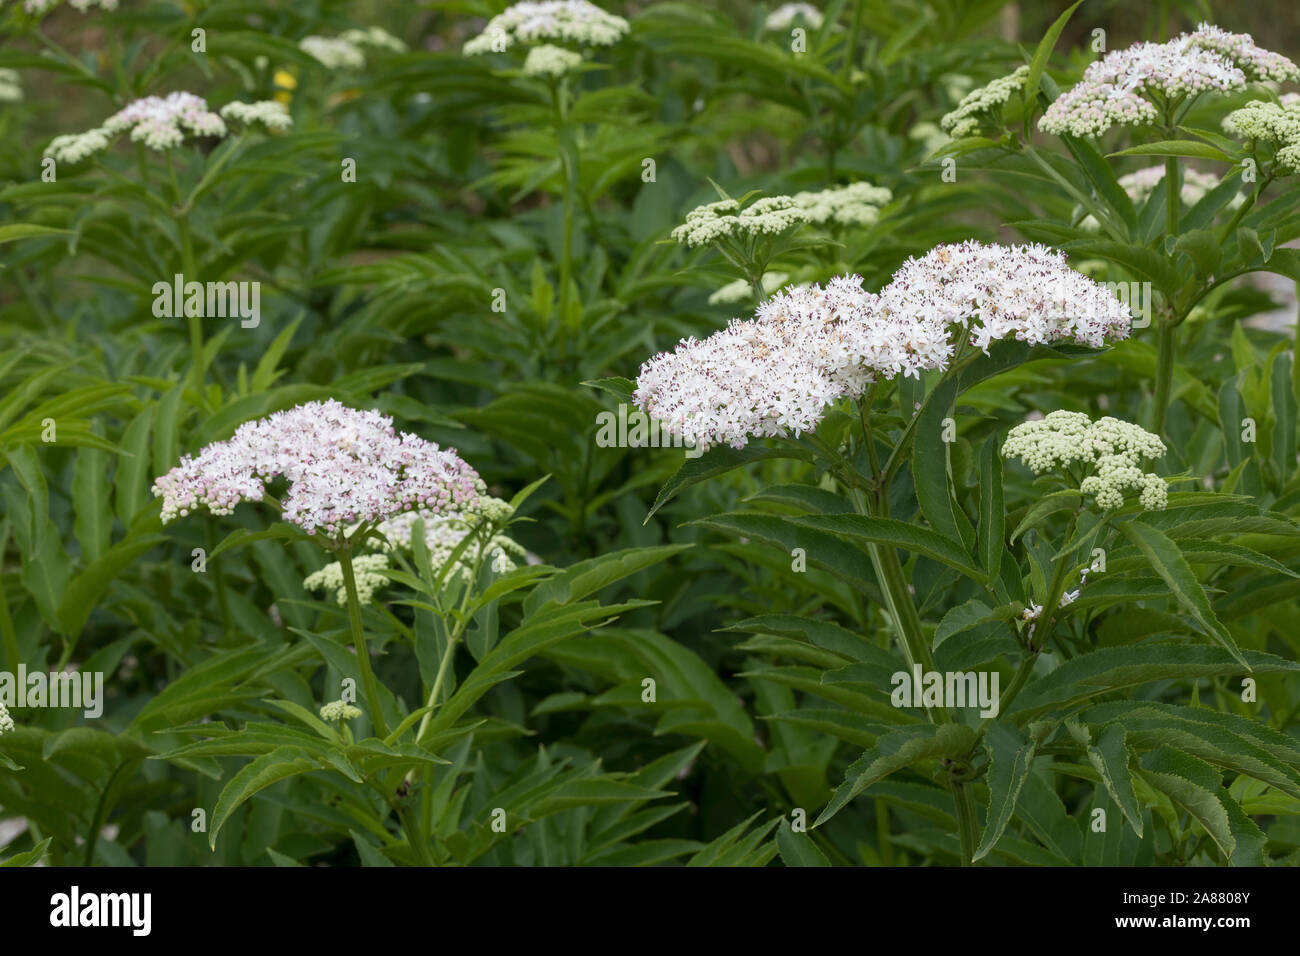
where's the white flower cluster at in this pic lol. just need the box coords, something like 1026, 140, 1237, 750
341, 26, 406, 52
300, 36, 366, 70
152, 400, 485, 537
670, 197, 810, 247
304, 553, 391, 606
635, 276, 882, 453
523, 44, 585, 77
1079, 164, 1235, 230
791, 181, 892, 227
0, 68, 21, 103
301, 27, 405, 69
0, 701, 13, 735
463, 1, 629, 55
636, 243, 1131, 453
45, 129, 111, 164
44, 91, 291, 163
219, 100, 292, 131
1002, 410, 1168, 510
1039, 23, 1299, 138
940, 65, 1029, 138
765, 3, 823, 31
709, 272, 790, 305
877, 240, 1133, 353
319, 700, 363, 722
1224, 98, 1300, 172
17, 0, 117, 15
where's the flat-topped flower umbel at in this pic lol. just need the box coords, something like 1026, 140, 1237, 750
152, 400, 485, 537
463, 0, 629, 55
635, 242, 1131, 454
44, 92, 291, 163
1039, 23, 1300, 138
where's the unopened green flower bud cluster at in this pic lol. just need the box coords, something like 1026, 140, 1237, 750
523, 44, 584, 78
791, 182, 893, 227
672, 182, 890, 248
940, 65, 1029, 138
303, 496, 524, 606
319, 700, 363, 722
671, 197, 810, 247
303, 553, 389, 606
1224, 97, 1300, 172
1002, 410, 1168, 511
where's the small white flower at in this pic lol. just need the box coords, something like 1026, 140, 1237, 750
0, 701, 14, 735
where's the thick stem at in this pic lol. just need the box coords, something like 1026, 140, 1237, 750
338, 547, 391, 739
395, 799, 436, 867
1151, 318, 1176, 435
950, 776, 978, 866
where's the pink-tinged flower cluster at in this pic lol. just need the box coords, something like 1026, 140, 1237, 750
1039, 23, 1299, 138
636, 277, 882, 453
635, 243, 1130, 453
153, 401, 485, 537
103, 92, 227, 150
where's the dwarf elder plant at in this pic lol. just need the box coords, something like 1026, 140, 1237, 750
0, 0, 1297, 870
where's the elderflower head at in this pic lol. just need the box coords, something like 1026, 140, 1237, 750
463, 1, 629, 55
300, 36, 367, 69
765, 3, 823, 31
319, 700, 363, 722
304, 553, 390, 606
1079, 165, 1235, 230
44, 92, 226, 162
219, 100, 292, 131
0, 69, 20, 103
635, 276, 883, 453
709, 272, 790, 305
152, 400, 485, 538
1224, 98, 1300, 172
523, 44, 584, 78
876, 240, 1133, 354
637, 244, 1130, 453
17, 0, 117, 14
671, 196, 810, 247
0, 701, 13, 735
940, 65, 1028, 138
1002, 410, 1168, 511
341, 26, 406, 53
1040, 24, 1300, 138
791, 182, 892, 228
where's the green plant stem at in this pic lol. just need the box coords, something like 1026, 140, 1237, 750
553, 81, 578, 345
1151, 154, 1179, 434
1151, 317, 1176, 435
337, 546, 391, 739
950, 776, 978, 866
394, 796, 436, 866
